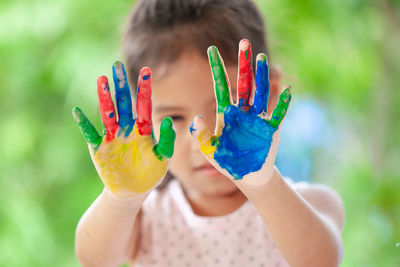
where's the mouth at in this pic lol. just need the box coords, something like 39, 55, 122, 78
193, 163, 221, 177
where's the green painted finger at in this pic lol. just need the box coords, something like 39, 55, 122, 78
72, 106, 102, 152
269, 87, 292, 128
208, 46, 231, 113
154, 117, 176, 159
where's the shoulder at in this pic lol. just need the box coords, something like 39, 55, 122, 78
290, 180, 345, 232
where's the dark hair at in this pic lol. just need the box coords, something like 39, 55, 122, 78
122, 0, 268, 90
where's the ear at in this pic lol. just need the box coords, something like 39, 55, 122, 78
267, 65, 282, 116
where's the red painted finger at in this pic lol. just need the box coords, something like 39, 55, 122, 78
97, 75, 118, 141
136, 67, 153, 136
237, 39, 253, 111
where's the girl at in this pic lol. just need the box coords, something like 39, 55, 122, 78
73, 0, 345, 266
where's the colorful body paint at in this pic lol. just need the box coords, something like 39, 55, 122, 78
97, 76, 118, 141
113, 61, 134, 136
93, 124, 168, 196
269, 88, 291, 128
208, 46, 231, 113
73, 61, 175, 197
191, 41, 291, 180
154, 117, 175, 159
213, 105, 274, 179
251, 54, 270, 115
136, 67, 153, 136
72, 107, 102, 152
237, 39, 253, 111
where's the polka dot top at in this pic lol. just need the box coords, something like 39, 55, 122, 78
133, 179, 292, 267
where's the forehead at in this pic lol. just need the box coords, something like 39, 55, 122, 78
151, 51, 237, 111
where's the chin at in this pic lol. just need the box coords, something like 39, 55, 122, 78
196, 173, 239, 197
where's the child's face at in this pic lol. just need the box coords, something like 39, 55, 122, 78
151, 51, 239, 197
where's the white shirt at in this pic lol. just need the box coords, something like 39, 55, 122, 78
133, 179, 294, 267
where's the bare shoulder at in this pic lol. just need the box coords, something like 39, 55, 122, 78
294, 181, 345, 232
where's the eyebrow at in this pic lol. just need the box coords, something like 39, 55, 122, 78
154, 106, 185, 113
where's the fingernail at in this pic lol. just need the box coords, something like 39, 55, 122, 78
239, 39, 250, 51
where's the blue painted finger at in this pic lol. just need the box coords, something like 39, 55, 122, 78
112, 61, 134, 132
251, 53, 270, 115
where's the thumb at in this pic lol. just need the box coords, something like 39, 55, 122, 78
190, 115, 217, 158
154, 117, 175, 159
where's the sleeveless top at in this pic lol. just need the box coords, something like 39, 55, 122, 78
133, 179, 295, 267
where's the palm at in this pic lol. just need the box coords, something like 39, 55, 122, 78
213, 105, 278, 179
73, 62, 175, 197
191, 39, 291, 184
90, 126, 168, 196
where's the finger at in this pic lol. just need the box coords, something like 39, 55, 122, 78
97, 75, 118, 141
208, 46, 231, 113
237, 39, 253, 111
251, 53, 270, 115
154, 117, 176, 159
268, 86, 291, 128
136, 67, 153, 136
72, 107, 102, 152
112, 61, 134, 129
190, 115, 217, 158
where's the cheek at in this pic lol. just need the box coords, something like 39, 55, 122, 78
152, 122, 161, 141
167, 122, 191, 159
167, 132, 192, 178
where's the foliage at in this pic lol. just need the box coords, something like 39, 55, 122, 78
0, 0, 398, 266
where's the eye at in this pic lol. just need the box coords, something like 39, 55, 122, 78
169, 115, 185, 122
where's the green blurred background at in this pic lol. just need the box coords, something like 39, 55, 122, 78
0, 0, 399, 266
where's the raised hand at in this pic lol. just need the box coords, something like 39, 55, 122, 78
73, 62, 175, 197
190, 39, 291, 187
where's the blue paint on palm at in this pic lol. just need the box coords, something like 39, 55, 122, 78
214, 105, 276, 179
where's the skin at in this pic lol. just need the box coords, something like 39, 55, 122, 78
154, 39, 344, 266
192, 44, 291, 180
75, 40, 345, 267
74, 62, 176, 266
73, 62, 175, 197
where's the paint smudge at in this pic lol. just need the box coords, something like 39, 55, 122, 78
189, 122, 196, 135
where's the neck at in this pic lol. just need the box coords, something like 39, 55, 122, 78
182, 186, 248, 217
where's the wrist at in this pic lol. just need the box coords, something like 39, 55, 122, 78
237, 166, 284, 200
102, 187, 150, 208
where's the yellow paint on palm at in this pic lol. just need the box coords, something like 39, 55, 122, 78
215, 113, 225, 137
198, 129, 217, 158
92, 125, 168, 197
